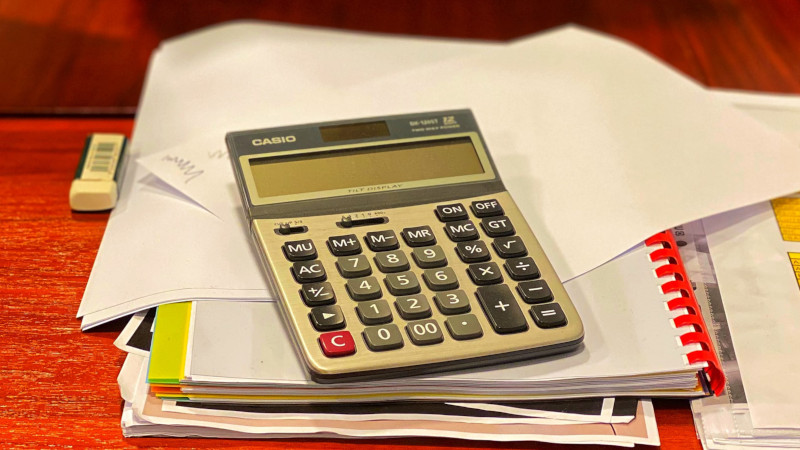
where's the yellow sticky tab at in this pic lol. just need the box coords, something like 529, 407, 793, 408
771, 197, 800, 242
148, 302, 192, 385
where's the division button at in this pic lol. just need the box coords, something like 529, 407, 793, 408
365, 230, 400, 252
492, 236, 527, 258
476, 284, 529, 334
411, 245, 447, 268
291, 260, 327, 283
335, 254, 372, 278
394, 295, 432, 320
467, 262, 504, 285
300, 282, 336, 306
422, 267, 460, 291
504, 257, 540, 281
406, 319, 444, 346
470, 199, 504, 217
356, 299, 393, 325
435, 203, 469, 222
480, 216, 515, 237
517, 280, 553, 304
363, 324, 404, 351
445, 314, 483, 340
401, 225, 437, 247
433, 290, 471, 315
282, 239, 317, 261
346, 276, 382, 301
327, 234, 362, 256
309, 305, 346, 331
444, 220, 479, 241
319, 331, 356, 357
455, 240, 491, 263
374, 250, 410, 273
530, 303, 567, 328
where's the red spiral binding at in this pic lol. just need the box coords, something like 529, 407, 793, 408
645, 230, 726, 396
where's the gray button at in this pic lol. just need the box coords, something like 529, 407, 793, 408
394, 295, 432, 320
411, 245, 447, 268
309, 305, 345, 331
492, 236, 527, 258
433, 290, 471, 315
384, 271, 421, 296
422, 267, 459, 291
530, 303, 567, 328
291, 260, 327, 283
406, 319, 444, 346
363, 324, 404, 351
374, 250, 410, 273
300, 282, 335, 306
335, 254, 372, 278
346, 276, 382, 301
467, 262, 503, 285
445, 314, 484, 340
356, 299, 393, 325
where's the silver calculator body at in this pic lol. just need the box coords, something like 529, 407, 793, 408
227, 110, 583, 383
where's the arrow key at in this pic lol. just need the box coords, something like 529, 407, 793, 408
309, 305, 346, 331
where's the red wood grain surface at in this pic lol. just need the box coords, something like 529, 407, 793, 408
1, 0, 799, 448
0, 0, 799, 114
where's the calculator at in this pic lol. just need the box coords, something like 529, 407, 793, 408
226, 110, 583, 383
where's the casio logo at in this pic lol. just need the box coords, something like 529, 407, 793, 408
252, 135, 297, 146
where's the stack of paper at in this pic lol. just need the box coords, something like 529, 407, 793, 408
77, 20, 800, 445
681, 92, 800, 450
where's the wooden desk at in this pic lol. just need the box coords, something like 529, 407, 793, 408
0, 1, 798, 448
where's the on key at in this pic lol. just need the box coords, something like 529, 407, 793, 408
476, 284, 528, 334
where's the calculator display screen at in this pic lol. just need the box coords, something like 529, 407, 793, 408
249, 137, 485, 199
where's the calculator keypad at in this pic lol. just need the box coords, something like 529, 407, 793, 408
258, 192, 581, 381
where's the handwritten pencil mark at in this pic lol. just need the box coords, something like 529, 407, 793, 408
161, 155, 204, 184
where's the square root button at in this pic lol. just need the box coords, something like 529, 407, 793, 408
318, 331, 356, 357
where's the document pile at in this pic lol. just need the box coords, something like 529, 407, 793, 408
78, 20, 800, 446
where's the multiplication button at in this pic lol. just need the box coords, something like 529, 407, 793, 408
445, 314, 483, 340
282, 239, 317, 261
467, 262, 503, 285
327, 234, 361, 256
291, 260, 326, 283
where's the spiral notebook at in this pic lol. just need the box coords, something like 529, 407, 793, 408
147, 230, 724, 403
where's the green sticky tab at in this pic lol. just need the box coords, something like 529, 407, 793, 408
147, 302, 192, 385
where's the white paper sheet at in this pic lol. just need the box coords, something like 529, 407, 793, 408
701, 92, 800, 430
79, 21, 800, 329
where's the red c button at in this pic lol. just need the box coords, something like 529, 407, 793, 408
319, 331, 356, 357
